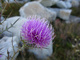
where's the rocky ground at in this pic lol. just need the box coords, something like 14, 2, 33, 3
0, 0, 80, 60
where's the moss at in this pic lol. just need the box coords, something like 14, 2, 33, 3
2, 2, 26, 18
0, 8, 2, 13
71, 7, 80, 17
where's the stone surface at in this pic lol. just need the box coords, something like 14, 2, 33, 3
28, 41, 53, 59
56, 1, 67, 8
71, 0, 80, 7
0, 16, 27, 38
66, 15, 80, 23
65, 1, 72, 8
56, 1, 72, 8
19, 1, 57, 21
40, 0, 59, 7
48, 8, 72, 20
1, 16, 5, 22
0, 16, 28, 60
58, 9, 72, 20
65, 0, 72, 2
0, 36, 19, 60
48, 8, 60, 16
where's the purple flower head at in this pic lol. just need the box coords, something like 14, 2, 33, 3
21, 16, 54, 48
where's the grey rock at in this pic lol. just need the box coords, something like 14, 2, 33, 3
56, 1, 72, 8
1, 16, 5, 23
40, 0, 59, 7
66, 15, 80, 23
19, 1, 57, 21
48, 8, 72, 20
60, 0, 71, 1
48, 8, 60, 16
56, 1, 68, 8
0, 16, 28, 60
65, 1, 72, 8
71, 0, 80, 7
58, 9, 72, 20
0, 36, 19, 60
0, 16, 27, 38
28, 41, 53, 59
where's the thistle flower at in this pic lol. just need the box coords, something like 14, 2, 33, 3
21, 16, 54, 48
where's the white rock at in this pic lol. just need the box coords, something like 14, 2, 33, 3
58, 9, 72, 20
66, 0, 72, 2
56, 1, 72, 8
48, 8, 72, 20
0, 36, 19, 60
1, 16, 5, 22
19, 1, 57, 21
40, 0, 59, 7
0, 16, 28, 60
65, 1, 72, 8
28, 41, 53, 59
48, 8, 60, 16
66, 15, 80, 23
0, 16, 27, 38
71, 0, 79, 7
56, 1, 67, 8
